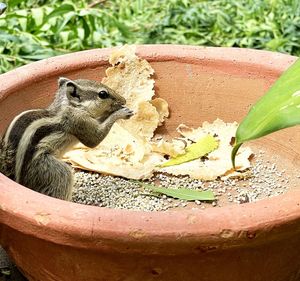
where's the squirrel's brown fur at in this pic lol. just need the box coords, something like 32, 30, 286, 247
0, 77, 133, 200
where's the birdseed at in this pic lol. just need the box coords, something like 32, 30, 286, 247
72, 150, 300, 211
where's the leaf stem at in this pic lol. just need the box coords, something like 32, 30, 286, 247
231, 143, 242, 169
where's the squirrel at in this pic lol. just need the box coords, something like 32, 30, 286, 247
0, 77, 133, 200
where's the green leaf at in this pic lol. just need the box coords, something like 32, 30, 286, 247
31, 8, 44, 26
112, 18, 132, 39
44, 4, 75, 22
232, 58, 300, 167
56, 12, 76, 34
21, 52, 61, 60
80, 17, 91, 40
7, 0, 23, 8
15, 10, 27, 31
160, 135, 218, 167
135, 182, 215, 201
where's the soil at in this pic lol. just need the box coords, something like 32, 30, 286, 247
72, 146, 300, 211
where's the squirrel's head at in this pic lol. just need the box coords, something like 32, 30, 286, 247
58, 77, 126, 118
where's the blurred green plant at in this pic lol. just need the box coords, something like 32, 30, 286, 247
1, 0, 300, 73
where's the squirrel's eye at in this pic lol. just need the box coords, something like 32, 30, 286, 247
99, 90, 109, 99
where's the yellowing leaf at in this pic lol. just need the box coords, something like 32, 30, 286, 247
159, 135, 218, 167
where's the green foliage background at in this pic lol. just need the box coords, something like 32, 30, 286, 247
0, 0, 300, 73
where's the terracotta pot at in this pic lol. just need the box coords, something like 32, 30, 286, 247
0, 45, 300, 281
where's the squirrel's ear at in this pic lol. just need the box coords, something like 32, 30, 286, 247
58, 77, 71, 87
66, 82, 81, 101
58, 77, 81, 101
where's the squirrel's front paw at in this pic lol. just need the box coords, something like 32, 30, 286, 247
115, 107, 134, 120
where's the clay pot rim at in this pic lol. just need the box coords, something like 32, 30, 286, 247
1, 45, 299, 253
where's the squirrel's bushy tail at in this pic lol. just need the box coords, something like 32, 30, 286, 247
0, 138, 15, 179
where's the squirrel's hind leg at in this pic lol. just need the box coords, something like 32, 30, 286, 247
24, 154, 74, 200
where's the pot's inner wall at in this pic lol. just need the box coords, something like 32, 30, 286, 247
0, 58, 299, 174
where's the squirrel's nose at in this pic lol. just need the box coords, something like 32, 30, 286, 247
0, 3, 7, 16
119, 96, 126, 105
114, 96, 126, 106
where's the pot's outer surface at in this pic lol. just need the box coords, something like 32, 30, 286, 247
0, 45, 299, 281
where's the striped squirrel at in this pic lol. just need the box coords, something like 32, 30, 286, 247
0, 77, 133, 200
